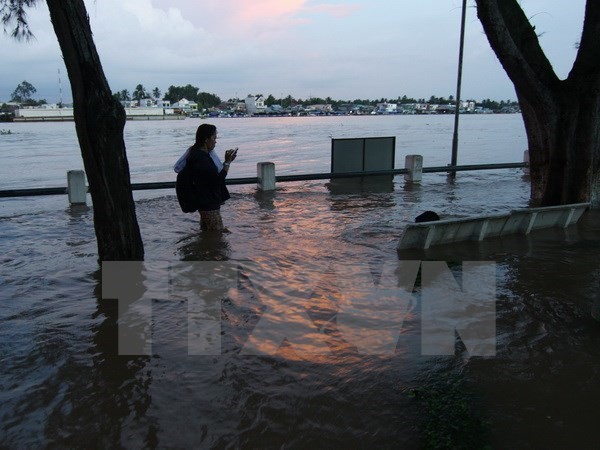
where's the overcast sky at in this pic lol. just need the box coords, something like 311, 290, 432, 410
0, 0, 586, 104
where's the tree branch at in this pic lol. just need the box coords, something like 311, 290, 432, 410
0, 0, 39, 40
570, 1, 600, 86
475, 0, 559, 104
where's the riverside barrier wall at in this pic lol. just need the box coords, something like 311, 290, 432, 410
0, 158, 527, 201
397, 203, 591, 251
4, 157, 594, 251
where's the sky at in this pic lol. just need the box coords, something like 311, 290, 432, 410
0, 0, 586, 104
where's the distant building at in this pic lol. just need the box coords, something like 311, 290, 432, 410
435, 104, 455, 114
375, 102, 397, 114
350, 104, 373, 115
219, 101, 246, 114
14, 103, 178, 120
461, 101, 476, 112
15, 106, 74, 120
414, 103, 431, 113
171, 98, 198, 113
268, 104, 284, 114
138, 98, 156, 107
120, 100, 137, 108
234, 101, 246, 113
245, 95, 267, 115
122, 107, 167, 117
337, 104, 353, 114
307, 104, 333, 113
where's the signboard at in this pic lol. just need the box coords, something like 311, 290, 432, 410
331, 137, 396, 173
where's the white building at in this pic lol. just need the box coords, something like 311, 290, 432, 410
15, 107, 74, 120
461, 100, 476, 112
244, 95, 267, 115
15, 105, 175, 120
138, 98, 156, 107
307, 104, 333, 113
375, 102, 398, 114
122, 106, 165, 117
172, 98, 198, 113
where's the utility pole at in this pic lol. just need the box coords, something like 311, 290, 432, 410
450, 0, 467, 176
58, 68, 63, 107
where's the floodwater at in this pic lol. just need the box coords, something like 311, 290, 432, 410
1, 115, 599, 448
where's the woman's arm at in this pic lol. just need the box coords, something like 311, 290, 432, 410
221, 148, 237, 175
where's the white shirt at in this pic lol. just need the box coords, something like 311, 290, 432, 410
174, 147, 223, 173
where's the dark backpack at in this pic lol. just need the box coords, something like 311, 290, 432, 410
175, 165, 198, 213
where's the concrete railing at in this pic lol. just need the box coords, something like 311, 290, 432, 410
397, 203, 591, 250
0, 155, 528, 204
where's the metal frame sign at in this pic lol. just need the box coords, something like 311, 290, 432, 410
331, 136, 396, 173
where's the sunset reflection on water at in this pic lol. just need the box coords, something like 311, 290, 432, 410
2, 167, 600, 448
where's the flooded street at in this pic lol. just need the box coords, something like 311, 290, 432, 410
2, 173, 599, 448
1, 115, 599, 447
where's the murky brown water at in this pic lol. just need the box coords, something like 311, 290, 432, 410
1, 172, 599, 448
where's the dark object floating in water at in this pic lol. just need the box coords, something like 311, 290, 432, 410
415, 211, 440, 223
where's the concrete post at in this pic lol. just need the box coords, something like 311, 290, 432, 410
523, 150, 530, 175
257, 162, 276, 191
67, 170, 87, 205
404, 155, 423, 183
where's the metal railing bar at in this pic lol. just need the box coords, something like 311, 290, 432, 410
0, 162, 527, 198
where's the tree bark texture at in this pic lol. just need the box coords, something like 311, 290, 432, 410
46, 0, 145, 260
475, 0, 600, 207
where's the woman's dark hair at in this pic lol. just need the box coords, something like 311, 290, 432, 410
194, 123, 217, 149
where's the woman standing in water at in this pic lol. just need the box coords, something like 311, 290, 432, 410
175, 123, 238, 231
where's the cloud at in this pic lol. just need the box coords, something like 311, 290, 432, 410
304, 3, 362, 19
82, 0, 365, 97
148, 0, 307, 38
86, 0, 239, 91
229, 0, 307, 26
3, 0, 583, 104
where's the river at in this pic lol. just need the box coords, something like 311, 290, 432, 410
1, 114, 599, 448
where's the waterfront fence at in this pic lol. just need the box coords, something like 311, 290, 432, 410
0, 156, 528, 203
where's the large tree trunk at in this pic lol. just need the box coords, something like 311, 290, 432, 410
475, 0, 600, 207
46, 0, 144, 260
